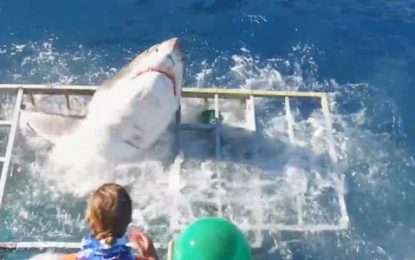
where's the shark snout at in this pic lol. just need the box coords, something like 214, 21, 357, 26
173, 38, 180, 51
165, 37, 181, 52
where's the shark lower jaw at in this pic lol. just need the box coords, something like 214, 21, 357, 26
134, 68, 178, 97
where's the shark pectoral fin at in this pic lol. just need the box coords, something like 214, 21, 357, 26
19, 110, 85, 144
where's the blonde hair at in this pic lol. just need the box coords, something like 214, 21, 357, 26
86, 183, 132, 245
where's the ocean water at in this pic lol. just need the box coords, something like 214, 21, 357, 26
0, 0, 415, 259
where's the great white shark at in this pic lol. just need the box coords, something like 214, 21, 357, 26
19, 38, 184, 168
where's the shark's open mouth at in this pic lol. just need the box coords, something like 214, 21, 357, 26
134, 69, 177, 96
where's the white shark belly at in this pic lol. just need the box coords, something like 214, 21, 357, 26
51, 74, 178, 164
104, 79, 178, 161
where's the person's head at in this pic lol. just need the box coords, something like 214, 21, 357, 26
86, 183, 132, 245
171, 217, 252, 260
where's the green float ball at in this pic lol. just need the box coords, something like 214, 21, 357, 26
199, 109, 223, 124
173, 217, 252, 260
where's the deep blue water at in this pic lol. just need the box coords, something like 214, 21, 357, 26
1, 0, 415, 259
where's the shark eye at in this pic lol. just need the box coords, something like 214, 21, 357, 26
156, 48, 159, 52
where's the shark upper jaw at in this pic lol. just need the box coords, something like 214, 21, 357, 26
133, 68, 177, 96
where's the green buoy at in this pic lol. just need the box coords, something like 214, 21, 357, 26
172, 217, 252, 260
199, 109, 223, 124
